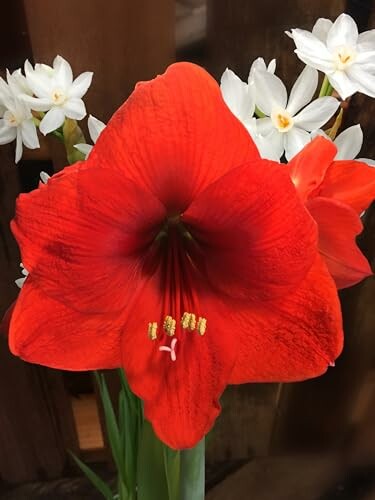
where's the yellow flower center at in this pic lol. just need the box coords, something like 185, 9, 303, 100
334, 46, 357, 70
271, 108, 294, 133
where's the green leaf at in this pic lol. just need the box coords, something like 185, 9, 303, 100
95, 373, 126, 485
69, 451, 113, 500
179, 438, 205, 500
137, 421, 171, 500
163, 446, 180, 500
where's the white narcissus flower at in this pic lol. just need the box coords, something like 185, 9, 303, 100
288, 13, 375, 100
253, 65, 340, 160
313, 124, 375, 165
0, 93, 39, 163
220, 60, 280, 161
22, 55, 93, 135
75, 115, 106, 158
15, 263, 29, 289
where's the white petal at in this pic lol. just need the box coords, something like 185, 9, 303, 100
287, 66, 318, 116
347, 65, 375, 98
293, 96, 339, 131
15, 129, 23, 163
262, 128, 284, 160
39, 107, 65, 135
74, 143, 92, 158
253, 133, 281, 161
255, 117, 274, 135
284, 127, 311, 161
248, 57, 267, 83
21, 94, 52, 112
53, 55, 73, 89
0, 123, 17, 144
253, 70, 287, 115
357, 29, 375, 51
69, 72, 93, 99
88, 115, 106, 143
40, 171, 51, 184
327, 70, 358, 99
294, 50, 335, 73
220, 69, 255, 121
290, 29, 334, 72
62, 98, 86, 120
15, 277, 26, 288
334, 125, 363, 160
267, 59, 276, 74
326, 14, 358, 51
21, 119, 40, 149
24, 60, 51, 98
358, 158, 375, 166
312, 18, 333, 43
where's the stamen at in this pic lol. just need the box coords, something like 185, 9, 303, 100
159, 338, 178, 361
197, 317, 207, 336
147, 322, 158, 340
181, 312, 196, 331
163, 315, 176, 336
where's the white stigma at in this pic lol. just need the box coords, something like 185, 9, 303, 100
159, 338, 178, 362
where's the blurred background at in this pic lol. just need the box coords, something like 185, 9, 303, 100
0, 1, 375, 498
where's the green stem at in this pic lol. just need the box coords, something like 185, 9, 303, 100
319, 75, 333, 97
179, 438, 205, 500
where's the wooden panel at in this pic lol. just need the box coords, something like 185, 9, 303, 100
207, 0, 345, 84
22, 0, 175, 122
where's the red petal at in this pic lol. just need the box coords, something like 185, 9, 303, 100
9, 278, 121, 370
318, 159, 375, 214
12, 164, 166, 314
89, 62, 259, 210
307, 197, 372, 288
229, 255, 343, 383
183, 162, 317, 301
287, 136, 337, 201
121, 266, 237, 449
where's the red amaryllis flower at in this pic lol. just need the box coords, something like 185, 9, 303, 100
8, 63, 343, 449
288, 136, 375, 289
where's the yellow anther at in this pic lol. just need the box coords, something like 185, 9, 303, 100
163, 315, 176, 336
181, 312, 196, 331
148, 322, 158, 340
197, 317, 207, 336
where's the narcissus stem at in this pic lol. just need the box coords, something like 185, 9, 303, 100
319, 75, 333, 97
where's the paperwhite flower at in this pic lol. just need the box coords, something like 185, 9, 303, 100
40, 171, 51, 184
288, 13, 375, 99
220, 62, 280, 161
0, 92, 39, 163
75, 115, 106, 158
15, 263, 29, 289
22, 55, 93, 135
253, 66, 340, 160
313, 124, 375, 165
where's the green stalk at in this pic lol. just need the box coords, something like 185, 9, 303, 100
179, 439, 205, 500
319, 75, 333, 97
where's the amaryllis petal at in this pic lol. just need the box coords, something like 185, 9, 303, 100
183, 162, 317, 301
230, 254, 343, 383
12, 164, 166, 314
307, 197, 372, 288
90, 62, 259, 210
121, 266, 237, 449
9, 278, 122, 369
288, 136, 337, 201
318, 159, 375, 214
